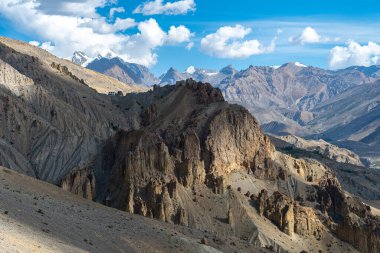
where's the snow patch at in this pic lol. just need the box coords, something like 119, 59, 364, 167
294, 62, 307, 68
186, 66, 196, 74
97, 49, 117, 60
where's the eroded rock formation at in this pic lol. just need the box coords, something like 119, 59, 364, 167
255, 189, 325, 238
60, 167, 96, 200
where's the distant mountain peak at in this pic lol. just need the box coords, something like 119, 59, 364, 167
70, 50, 158, 86
168, 67, 178, 72
159, 65, 236, 86
72, 51, 90, 66
71, 49, 119, 67
186, 66, 196, 74
280, 62, 308, 68
220, 64, 236, 75
96, 49, 117, 60
294, 62, 307, 68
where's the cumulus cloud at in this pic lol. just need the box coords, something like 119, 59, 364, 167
119, 19, 193, 66
329, 40, 380, 69
0, 0, 193, 67
120, 18, 166, 66
40, 41, 55, 51
134, 0, 196, 15
289, 26, 338, 45
34, 0, 114, 18
29, 41, 40, 47
200, 25, 275, 59
166, 25, 193, 44
80, 17, 137, 34
109, 7, 125, 18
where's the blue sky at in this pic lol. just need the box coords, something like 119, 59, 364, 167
1, 0, 380, 75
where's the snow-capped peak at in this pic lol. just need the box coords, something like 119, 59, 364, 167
186, 66, 196, 74
70, 49, 119, 67
73, 51, 87, 60
294, 62, 307, 68
96, 49, 117, 60
72, 51, 92, 67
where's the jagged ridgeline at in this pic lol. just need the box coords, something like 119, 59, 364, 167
0, 37, 379, 253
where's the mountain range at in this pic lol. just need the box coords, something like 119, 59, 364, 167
2, 37, 380, 252
71, 51, 158, 86
70, 52, 380, 168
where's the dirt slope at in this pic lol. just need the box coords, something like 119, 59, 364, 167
0, 166, 270, 253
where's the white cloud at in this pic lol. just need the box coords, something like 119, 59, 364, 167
28, 41, 55, 52
0, 0, 193, 67
133, 0, 196, 15
329, 40, 380, 69
34, 0, 114, 18
80, 17, 136, 34
40, 41, 55, 52
166, 25, 193, 44
120, 19, 192, 66
186, 42, 194, 50
288, 26, 337, 45
200, 25, 275, 59
289, 27, 320, 44
109, 7, 125, 18
29, 41, 40, 47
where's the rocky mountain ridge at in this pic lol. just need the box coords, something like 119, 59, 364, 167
71, 51, 158, 87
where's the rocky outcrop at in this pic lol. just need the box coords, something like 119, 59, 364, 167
315, 176, 380, 253
95, 80, 276, 223
60, 167, 96, 200
293, 204, 325, 238
335, 217, 380, 253
177, 131, 205, 187
101, 130, 182, 222
256, 190, 325, 238
256, 190, 295, 236
51, 62, 86, 85
205, 106, 274, 179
